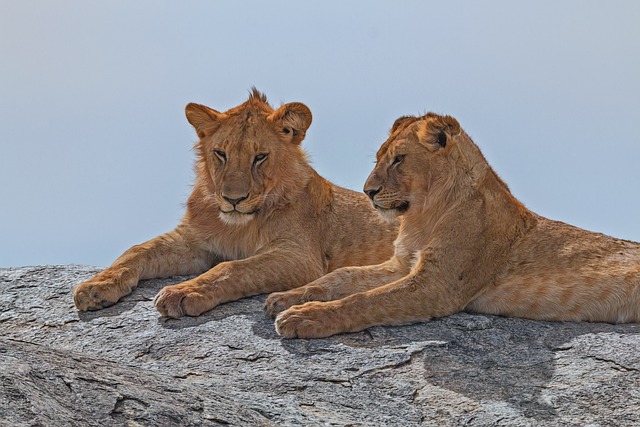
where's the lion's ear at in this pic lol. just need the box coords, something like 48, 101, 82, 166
417, 115, 461, 149
185, 103, 225, 139
390, 115, 415, 134
268, 102, 312, 145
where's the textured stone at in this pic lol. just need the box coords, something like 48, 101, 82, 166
1, 265, 639, 426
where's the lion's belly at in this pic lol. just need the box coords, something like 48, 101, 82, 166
466, 264, 640, 323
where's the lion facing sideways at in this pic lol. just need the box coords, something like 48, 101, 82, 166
73, 89, 397, 316
266, 112, 640, 338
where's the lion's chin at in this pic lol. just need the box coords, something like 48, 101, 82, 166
374, 201, 409, 222
375, 208, 401, 222
218, 211, 255, 226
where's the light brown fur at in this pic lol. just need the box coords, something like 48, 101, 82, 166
73, 90, 397, 317
267, 113, 640, 338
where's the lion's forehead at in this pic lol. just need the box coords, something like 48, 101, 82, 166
377, 120, 422, 161
376, 137, 409, 162
213, 124, 277, 154
377, 135, 399, 159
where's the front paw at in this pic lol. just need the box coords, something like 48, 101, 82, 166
264, 285, 326, 318
73, 268, 137, 311
153, 283, 215, 318
275, 302, 343, 339
264, 290, 306, 318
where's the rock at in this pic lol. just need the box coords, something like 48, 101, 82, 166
1, 265, 639, 426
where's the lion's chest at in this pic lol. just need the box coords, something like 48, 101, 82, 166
202, 224, 269, 261
394, 231, 432, 263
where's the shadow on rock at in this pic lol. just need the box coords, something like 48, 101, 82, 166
257, 310, 640, 421
356, 313, 638, 420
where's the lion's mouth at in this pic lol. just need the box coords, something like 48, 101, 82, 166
220, 208, 259, 216
395, 201, 409, 212
374, 201, 409, 213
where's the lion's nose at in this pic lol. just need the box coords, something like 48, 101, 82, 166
364, 187, 381, 200
223, 195, 248, 206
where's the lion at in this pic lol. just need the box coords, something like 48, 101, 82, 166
266, 112, 640, 338
73, 89, 397, 317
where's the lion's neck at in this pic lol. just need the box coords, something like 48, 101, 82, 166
260, 163, 332, 220
306, 170, 334, 213
402, 138, 534, 248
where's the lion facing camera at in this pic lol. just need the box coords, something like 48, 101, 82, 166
74, 89, 397, 317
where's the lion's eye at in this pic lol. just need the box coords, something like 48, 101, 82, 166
214, 150, 227, 161
254, 153, 268, 164
392, 155, 405, 166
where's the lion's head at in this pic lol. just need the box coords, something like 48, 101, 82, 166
185, 89, 313, 225
364, 112, 471, 221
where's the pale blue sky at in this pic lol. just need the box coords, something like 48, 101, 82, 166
1, 1, 639, 267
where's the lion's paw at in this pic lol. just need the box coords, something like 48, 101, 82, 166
73, 269, 137, 311
74, 281, 119, 311
153, 284, 213, 318
264, 290, 307, 318
274, 302, 341, 339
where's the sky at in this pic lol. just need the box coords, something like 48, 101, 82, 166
1, 1, 639, 268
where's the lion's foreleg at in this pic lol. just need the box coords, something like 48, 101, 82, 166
73, 228, 214, 311
274, 250, 480, 338
153, 245, 323, 318
264, 258, 408, 318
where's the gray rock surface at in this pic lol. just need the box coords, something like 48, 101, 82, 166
1, 265, 639, 426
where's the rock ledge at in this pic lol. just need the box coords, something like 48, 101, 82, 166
1, 266, 639, 426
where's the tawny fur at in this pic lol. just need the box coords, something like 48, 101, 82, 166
267, 113, 640, 338
73, 89, 397, 317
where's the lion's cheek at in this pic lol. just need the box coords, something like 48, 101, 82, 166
260, 175, 278, 198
